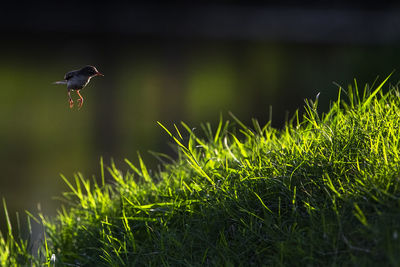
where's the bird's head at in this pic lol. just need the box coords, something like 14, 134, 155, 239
81, 66, 104, 77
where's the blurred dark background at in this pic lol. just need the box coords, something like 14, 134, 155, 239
1, 0, 400, 238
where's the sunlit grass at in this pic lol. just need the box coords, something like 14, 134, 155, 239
3, 74, 400, 265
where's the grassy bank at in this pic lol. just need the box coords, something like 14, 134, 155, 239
2, 75, 400, 266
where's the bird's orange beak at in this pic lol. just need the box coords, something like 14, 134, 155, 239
96, 72, 104, 76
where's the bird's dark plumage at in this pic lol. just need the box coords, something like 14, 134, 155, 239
54, 65, 103, 109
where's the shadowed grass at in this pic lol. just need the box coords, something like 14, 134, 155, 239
3, 75, 400, 266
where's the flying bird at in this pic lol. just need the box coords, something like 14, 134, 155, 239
54, 65, 103, 109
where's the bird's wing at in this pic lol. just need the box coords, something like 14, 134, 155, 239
64, 70, 77, 80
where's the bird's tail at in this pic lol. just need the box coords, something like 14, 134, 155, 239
53, 80, 67, 85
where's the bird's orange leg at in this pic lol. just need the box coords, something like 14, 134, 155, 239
76, 90, 84, 109
68, 91, 74, 108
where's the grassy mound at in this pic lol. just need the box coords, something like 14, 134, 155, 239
3, 75, 400, 266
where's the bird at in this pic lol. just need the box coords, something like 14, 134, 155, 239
54, 65, 103, 109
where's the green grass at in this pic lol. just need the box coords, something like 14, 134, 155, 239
3, 75, 400, 266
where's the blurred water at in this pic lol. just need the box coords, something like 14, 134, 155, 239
0, 35, 399, 236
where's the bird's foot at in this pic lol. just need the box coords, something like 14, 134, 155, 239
77, 98, 83, 109
69, 99, 74, 109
